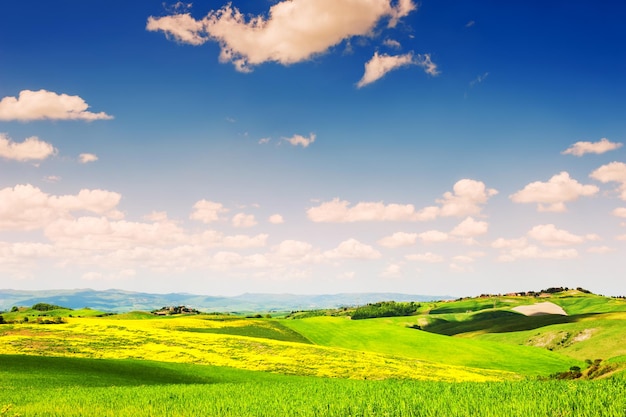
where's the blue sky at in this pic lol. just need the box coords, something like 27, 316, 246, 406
1, 0, 625, 297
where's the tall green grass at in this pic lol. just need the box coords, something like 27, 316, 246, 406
1, 355, 624, 417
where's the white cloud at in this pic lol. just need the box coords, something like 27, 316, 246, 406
435, 179, 498, 217
357, 52, 438, 88
44, 216, 187, 250
381, 263, 402, 278
452, 255, 475, 263
147, 0, 416, 72
527, 224, 587, 246
79, 153, 98, 164
307, 179, 496, 223
590, 162, 626, 201
190, 200, 228, 223
232, 213, 257, 228
562, 138, 623, 157
44, 176, 61, 183
510, 171, 598, 212
258, 137, 271, 145
418, 230, 449, 243
0, 90, 113, 122
383, 39, 401, 49
284, 133, 316, 148
0, 134, 57, 162
450, 217, 488, 237
587, 246, 615, 254
268, 214, 284, 224
377, 232, 418, 248
0, 184, 122, 231
307, 198, 422, 222
405, 252, 443, 263
324, 238, 381, 260
496, 245, 578, 262
491, 237, 529, 249
612, 208, 626, 218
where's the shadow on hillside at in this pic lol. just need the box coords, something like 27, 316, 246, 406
421, 310, 600, 336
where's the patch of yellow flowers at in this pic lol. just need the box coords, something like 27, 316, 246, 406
0, 315, 514, 382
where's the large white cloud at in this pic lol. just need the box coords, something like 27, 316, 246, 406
0, 184, 122, 231
562, 138, 622, 157
590, 162, 626, 201
357, 52, 438, 88
307, 179, 496, 223
0, 134, 57, 162
510, 171, 598, 212
0, 90, 113, 122
147, 0, 416, 72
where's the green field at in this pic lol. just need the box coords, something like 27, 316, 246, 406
1, 290, 626, 416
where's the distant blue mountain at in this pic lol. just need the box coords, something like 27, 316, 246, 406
0, 289, 451, 313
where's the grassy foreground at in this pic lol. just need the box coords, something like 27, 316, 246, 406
2, 290, 626, 416
1, 355, 626, 417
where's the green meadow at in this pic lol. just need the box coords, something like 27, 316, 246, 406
1, 290, 626, 416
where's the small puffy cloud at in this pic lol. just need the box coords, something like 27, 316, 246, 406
383, 39, 401, 48
590, 162, 626, 200
616, 234, 626, 241
268, 214, 284, 224
418, 230, 449, 243
405, 252, 443, 263
491, 237, 528, 249
232, 213, 257, 228
325, 238, 381, 260
190, 200, 228, 223
0, 134, 57, 162
465, 20, 475, 28
0, 90, 113, 122
43, 175, 61, 183
452, 255, 475, 263
377, 232, 418, 248
0, 184, 122, 231
357, 52, 438, 88
284, 133, 316, 148
527, 224, 588, 246
258, 137, 271, 145
612, 207, 626, 218
450, 217, 488, 237
435, 179, 498, 217
562, 138, 622, 157
510, 171, 598, 212
78, 153, 98, 164
148, 0, 416, 72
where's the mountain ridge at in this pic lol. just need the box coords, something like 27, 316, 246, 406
0, 288, 453, 313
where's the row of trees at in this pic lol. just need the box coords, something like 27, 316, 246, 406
351, 301, 421, 320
